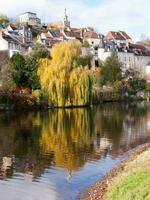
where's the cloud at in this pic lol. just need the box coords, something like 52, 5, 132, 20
0, 0, 150, 40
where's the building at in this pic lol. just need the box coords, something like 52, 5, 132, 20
83, 30, 101, 47
104, 31, 132, 47
37, 29, 64, 48
19, 12, 41, 27
98, 31, 150, 79
0, 25, 32, 57
62, 28, 83, 41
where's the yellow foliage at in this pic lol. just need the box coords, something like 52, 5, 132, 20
38, 40, 93, 107
39, 109, 96, 171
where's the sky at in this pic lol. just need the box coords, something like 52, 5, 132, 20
0, 0, 150, 40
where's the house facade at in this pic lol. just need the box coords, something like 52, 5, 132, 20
37, 29, 64, 48
19, 12, 41, 27
0, 25, 32, 57
83, 30, 101, 47
98, 31, 150, 79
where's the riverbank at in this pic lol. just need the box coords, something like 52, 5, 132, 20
80, 143, 150, 200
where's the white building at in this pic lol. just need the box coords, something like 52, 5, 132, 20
0, 25, 32, 57
19, 12, 41, 27
83, 31, 101, 47
98, 45, 150, 79
98, 31, 150, 79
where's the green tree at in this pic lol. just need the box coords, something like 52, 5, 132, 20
10, 53, 28, 87
25, 43, 50, 89
0, 59, 15, 87
0, 15, 9, 26
30, 43, 50, 59
10, 44, 49, 89
83, 39, 90, 48
100, 53, 122, 85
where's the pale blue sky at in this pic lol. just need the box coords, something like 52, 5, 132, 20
0, 0, 150, 40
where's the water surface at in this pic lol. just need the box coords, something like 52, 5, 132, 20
0, 102, 150, 200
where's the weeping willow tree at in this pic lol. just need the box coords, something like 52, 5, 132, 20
38, 40, 93, 107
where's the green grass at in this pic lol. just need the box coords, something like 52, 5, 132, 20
105, 171, 150, 200
104, 149, 150, 200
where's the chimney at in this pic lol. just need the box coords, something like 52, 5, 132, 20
22, 26, 26, 44
0, 31, 4, 38
80, 29, 83, 38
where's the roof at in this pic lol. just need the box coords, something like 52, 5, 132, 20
2, 31, 29, 47
129, 43, 150, 56
48, 29, 63, 38
20, 12, 36, 16
104, 31, 131, 41
42, 32, 52, 39
64, 29, 81, 39
119, 31, 131, 40
8, 24, 18, 31
84, 31, 100, 39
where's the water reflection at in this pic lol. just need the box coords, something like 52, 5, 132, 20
0, 102, 150, 199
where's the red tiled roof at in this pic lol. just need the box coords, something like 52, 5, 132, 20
104, 31, 131, 41
129, 43, 150, 56
9, 24, 18, 31
64, 30, 81, 38
43, 32, 52, 39
84, 31, 100, 39
119, 31, 131, 40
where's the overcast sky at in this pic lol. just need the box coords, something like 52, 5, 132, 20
1, 0, 150, 40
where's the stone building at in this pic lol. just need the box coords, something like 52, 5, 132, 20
19, 12, 41, 27
98, 31, 150, 79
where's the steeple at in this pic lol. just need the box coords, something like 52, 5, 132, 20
63, 8, 70, 29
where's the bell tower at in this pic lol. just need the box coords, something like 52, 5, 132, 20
63, 8, 70, 29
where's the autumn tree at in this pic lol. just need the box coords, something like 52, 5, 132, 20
0, 15, 9, 26
38, 40, 93, 107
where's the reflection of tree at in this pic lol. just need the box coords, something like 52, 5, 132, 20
0, 102, 150, 180
39, 109, 96, 172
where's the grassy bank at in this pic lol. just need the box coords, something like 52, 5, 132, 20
104, 148, 150, 200
80, 144, 150, 200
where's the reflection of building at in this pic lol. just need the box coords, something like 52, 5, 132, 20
2, 157, 12, 169
94, 135, 112, 157
121, 109, 150, 149
1, 157, 14, 179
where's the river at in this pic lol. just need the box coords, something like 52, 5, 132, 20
0, 102, 150, 200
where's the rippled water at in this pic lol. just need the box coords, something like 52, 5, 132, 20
0, 102, 150, 200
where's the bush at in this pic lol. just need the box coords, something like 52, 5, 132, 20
100, 53, 122, 86
128, 78, 146, 94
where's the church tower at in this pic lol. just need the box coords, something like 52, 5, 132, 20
63, 8, 70, 29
